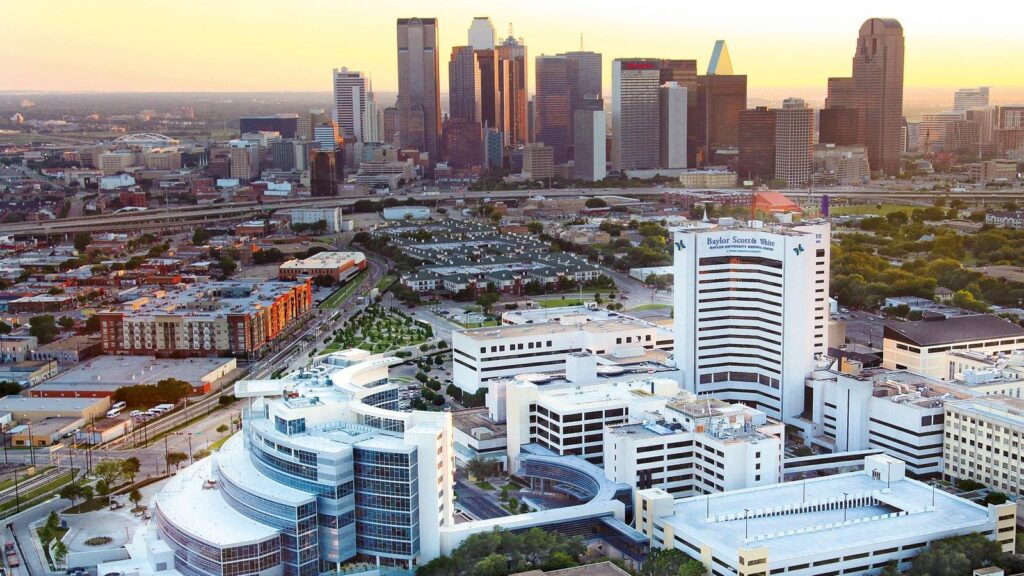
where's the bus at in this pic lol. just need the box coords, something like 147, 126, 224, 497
106, 406, 123, 418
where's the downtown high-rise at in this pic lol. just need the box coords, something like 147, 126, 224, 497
332, 68, 367, 143
774, 98, 814, 187
397, 17, 442, 163
535, 55, 579, 164
497, 32, 529, 146
828, 18, 904, 175
612, 59, 662, 171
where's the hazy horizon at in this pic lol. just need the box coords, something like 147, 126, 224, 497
4, 0, 1023, 96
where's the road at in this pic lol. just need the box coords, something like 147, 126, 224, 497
453, 476, 508, 521
6, 180, 1024, 235
4, 497, 68, 576
843, 309, 887, 349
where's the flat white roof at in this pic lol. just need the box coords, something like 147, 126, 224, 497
154, 458, 279, 547
536, 378, 678, 412
214, 434, 313, 506
658, 470, 992, 565
45, 355, 234, 386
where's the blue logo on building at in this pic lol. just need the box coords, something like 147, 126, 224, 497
793, 244, 805, 255
675, 240, 686, 251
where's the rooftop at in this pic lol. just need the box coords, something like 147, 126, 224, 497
654, 461, 993, 565
154, 457, 280, 547
279, 251, 365, 270
0, 395, 106, 412
947, 394, 1024, 428
43, 356, 235, 387
884, 314, 1024, 347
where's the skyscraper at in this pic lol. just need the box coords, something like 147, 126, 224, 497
659, 82, 687, 169
497, 32, 529, 146
831, 18, 904, 175
397, 17, 442, 163
694, 41, 746, 167
535, 55, 579, 164
657, 59, 699, 166
612, 59, 661, 171
332, 68, 367, 142
468, 17, 495, 50
558, 51, 602, 101
362, 82, 379, 143
448, 46, 481, 122
573, 109, 606, 182
954, 87, 990, 112
313, 121, 343, 152
382, 107, 400, 147
774, 98, 814, 187
738, 106, 776, 182
309, 149, 341, 197
475, 48, 500, 131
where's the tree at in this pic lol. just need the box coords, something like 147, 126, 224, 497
192, 228, 213, 245
129, 488, 143, 507
906, 533, 1004, 576
641, 548, 705, 576
217, 424, 230, 436
29, 315, 59, 344
59, 483, 83, 505
218, 256, 237, 276
0, 321, 11, 336
83, 314, 101, 333
52, 540, 68, 564
166, 451, 189, 470
526, 221, 544, 235
122, 457, 141, 483
476, 293, 500, 315
80, 484, 94, 502
73, 232, 92, 252
57, 316, 75, 330
584, 197, 607, 209
96, 479, 110, 499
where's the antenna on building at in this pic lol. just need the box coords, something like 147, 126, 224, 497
508, 22, 514, 39
579, 33, 584, 51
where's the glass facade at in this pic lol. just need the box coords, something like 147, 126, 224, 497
156, 508, 282, 576
353, 447, 420, 561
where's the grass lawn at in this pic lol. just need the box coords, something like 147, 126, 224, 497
474, 481, 496, 491
207, 435, 231, 452
319, 270, 368, 309
63, 497, 110, 514
449, 318, 500, 328
629, 303, 672, 311
0, 469, 75, 516
829, 203, 927, 216
537, 298, 583, 308
375, 274, 397, 292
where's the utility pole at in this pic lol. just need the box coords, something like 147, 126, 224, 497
164, 435, 170, 475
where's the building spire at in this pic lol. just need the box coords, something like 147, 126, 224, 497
579, 33, 584, 51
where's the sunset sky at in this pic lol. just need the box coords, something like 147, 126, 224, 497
5, 0, 1023, 101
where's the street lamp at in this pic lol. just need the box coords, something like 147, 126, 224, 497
744, 508, 750, 540
843, 492, 849, 522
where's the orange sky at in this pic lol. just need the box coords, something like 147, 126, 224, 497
4, 0, 1023, 101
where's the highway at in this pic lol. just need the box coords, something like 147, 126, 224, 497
5, 182, 1023, 235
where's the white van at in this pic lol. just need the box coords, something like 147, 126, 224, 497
106, 407, 123, 418
111, 401, 127, 411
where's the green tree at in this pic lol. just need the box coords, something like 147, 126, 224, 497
641, 548, 705, 576
192, 228, 213, 245
526, 221, 544, 235
122, 457, 141, 482
166, 451, 189, 470
57, 316, 75, 330
83, 314, 101, 333
906, 533, 1003, 576
52, 540, 68, 564
476, 292, 500, 315
584, 197, 608, 209
29, 315, 59, 344
73, 232, 92, 252
129, 488, 143, 507
217, 424, 230, 436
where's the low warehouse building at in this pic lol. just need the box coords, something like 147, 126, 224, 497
28, 356, 238, 398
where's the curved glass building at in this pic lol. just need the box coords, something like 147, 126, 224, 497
135, 350, 455, 576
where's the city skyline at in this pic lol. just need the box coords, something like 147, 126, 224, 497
4, 0, 1024, 98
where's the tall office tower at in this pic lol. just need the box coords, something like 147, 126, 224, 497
228, 140, 260, 181
448, 46, 481, 122
954, 87, 990, 112
484, 128, 504, 169
966, 107, 998, 149
918, 112, 963, 153
468, 16, 495, 50
397, 17, 442, 163
559, 51, 602, 101
496, 32, 529, 146
612, 59, 662, 171
313, 121, 343, 152
573, 109, 606, 181
309, 150, 340, 197
693, 41, 746, 166
774, 98, 814, 187
332, 68, 367, 143
819, 108, 861, 145
382, 107, 400, 147
442, 117, 482, 168
831, 18, 904, 175
362, 82, 379, 143
659, 82, 687, 169
738, 106, 776, 182
654, 59, 699, 166
535, 55, 579, 164
475, 48, 500, 130
672, 221, 831, 420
